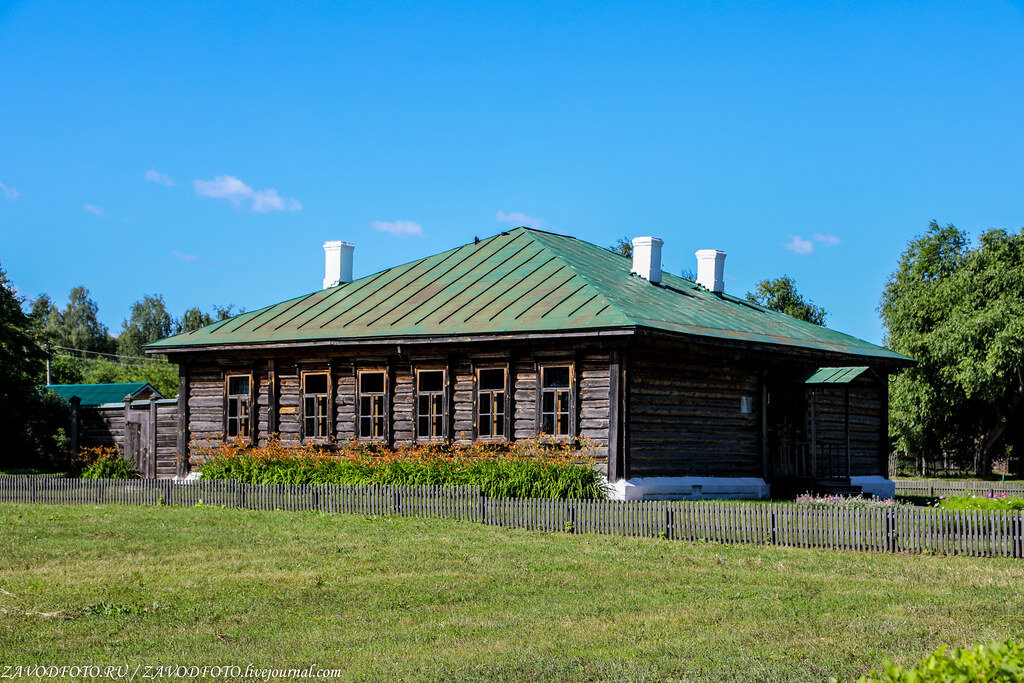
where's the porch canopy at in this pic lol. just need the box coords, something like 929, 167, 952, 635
785, 366, 870, 385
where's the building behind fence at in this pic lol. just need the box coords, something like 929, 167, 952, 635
1, 476, 1021, 559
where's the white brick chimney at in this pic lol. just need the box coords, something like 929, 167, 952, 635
631, 236, 663, 284
695, 249, 726, 293
323, 241, 355, 289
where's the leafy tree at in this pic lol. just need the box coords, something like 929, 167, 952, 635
0, 264, 69, 467
881, 221, 1024, 476
609, 237, 632, 258
117, 294, 174, 358
745, 276, 827, 325
35, 286, 114, 354
177, 307, 214, 334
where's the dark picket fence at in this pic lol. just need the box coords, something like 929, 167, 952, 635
1, 476, 1022, 558
894, 479, 1024, 498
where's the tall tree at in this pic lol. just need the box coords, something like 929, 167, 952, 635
117, 294, 174, 358
881, 221, 1024, 476
176, 307, 214, 334
36, 286, 114, 354
745, 276, 827, 325
0, 265, 68, 466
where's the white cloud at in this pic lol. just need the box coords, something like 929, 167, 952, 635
145, 169, 175, 186
172, 250, 200, 262
84, 203, 107, 218
371, 220, 424, 238
0, 182, 19, 201
496, 210, 548, 229
193, 175, 302, 213
813, 233, 841, 245
784, 234, 814, 255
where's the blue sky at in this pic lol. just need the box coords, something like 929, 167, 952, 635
1, 1, 1022, 345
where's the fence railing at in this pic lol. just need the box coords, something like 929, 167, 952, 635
1, 477, 1022, 559
894, 479, 1024, 498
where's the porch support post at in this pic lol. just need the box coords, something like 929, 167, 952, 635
844, 385, 851, 480
879, 372, 890, 477
759, 370, 768, 480
809, 389, 817, 479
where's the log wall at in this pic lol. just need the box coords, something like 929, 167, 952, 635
628, 343, 761, 478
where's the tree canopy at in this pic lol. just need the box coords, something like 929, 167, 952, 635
0, 264, 68, 466
609, 237, 633, 258
745, 276, 827, 326
117, 294, 175, 358
881, 221, 1024, 475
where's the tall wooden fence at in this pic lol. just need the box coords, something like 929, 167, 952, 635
2, 477, 1022, 559
894, 479, 1024, 498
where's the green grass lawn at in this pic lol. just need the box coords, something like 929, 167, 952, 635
1, 504, 1023, 682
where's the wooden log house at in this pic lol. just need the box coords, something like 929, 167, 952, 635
147, 228, 913, 499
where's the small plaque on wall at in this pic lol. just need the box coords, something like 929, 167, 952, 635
279, 406, 297, 415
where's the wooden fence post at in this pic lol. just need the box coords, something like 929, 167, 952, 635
479, 491, 486, 525
770, 508, 778, 545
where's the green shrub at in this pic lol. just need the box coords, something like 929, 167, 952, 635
858, 640, 1024, 682
937, 494, 1024, 511
71, 446, 140, 480
194, 437, 607, 499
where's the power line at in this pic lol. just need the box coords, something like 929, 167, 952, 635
50, 345, 169, 364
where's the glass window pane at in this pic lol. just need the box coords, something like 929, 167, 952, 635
479, 368, 505, 391
228, 376, 249, 396
541, 414, 554, 434
542, 392, 554, 413
359, 416, 371, 437
418, 370, 444, 392
480, 415, 491, 437
495, 415, 504, 435
479, 394, 491, 414
558, 414, 569, 435
494, 393, 504, 415
305, 373, 328, 395
360, 372, 384, 394
543, 366, 570, 389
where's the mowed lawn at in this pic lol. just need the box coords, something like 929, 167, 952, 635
1, 505, 1023, 682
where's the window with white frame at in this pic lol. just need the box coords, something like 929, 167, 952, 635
225, 374, 252, 439
416, 369, 446, 440
477, 367, 507, 439
358, 370, 387, 440
539, 365, 573, 437
302, 372, 331, 439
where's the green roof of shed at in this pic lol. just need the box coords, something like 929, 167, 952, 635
148, 228, 911, 363
46, 382, 160, 406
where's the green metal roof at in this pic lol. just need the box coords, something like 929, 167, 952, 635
46, 382, 159, 406
148, 228, 911, 363
794, 366, 871, 384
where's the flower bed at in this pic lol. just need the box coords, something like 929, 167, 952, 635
64, 446, 140, 479
192, 436, 607, 499
795, 493, 909, 509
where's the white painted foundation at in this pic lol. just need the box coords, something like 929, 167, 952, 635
850, 476, 895, 500
606, 476, 770, 501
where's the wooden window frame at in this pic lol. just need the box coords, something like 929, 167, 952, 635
475, 364, 510, 441
300, 369, 332, 443
224, 372, 254, 442
536, 363, 576, 438
414, 367, 448, 442
356, 368, 388, 442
